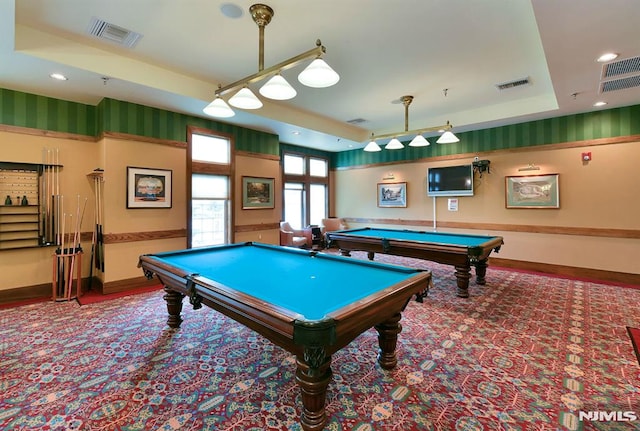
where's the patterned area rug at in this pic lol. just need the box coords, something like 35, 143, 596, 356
1, 251, 640, 430
627, 327, 640, 366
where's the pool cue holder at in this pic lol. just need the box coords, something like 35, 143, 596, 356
0, 163, 41, 250
52, 247, 83, 302
0, 160, 63, 250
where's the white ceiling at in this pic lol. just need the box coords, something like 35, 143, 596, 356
2, 0, 639, 152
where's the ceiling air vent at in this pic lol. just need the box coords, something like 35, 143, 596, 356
346, 118, 368, 125
87, 17, 143, 48
600, 75, 640, 93
602, 56, 640, 79
495, 77, 531, 91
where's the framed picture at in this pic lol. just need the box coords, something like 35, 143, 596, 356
505, 174, 559, 208
377, 182, 407, 208
127, 167, 172, 208
242, 176, 275, 209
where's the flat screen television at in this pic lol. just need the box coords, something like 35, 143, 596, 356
427, 164, 474, 197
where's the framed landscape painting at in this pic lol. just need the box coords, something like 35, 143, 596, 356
377, 182, 407, 208
127, 167, 172, 208
242, 176, 275, 209
505, 174, 559, 208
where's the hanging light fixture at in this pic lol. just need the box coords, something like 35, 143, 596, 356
364, 95, 459, 151
229, 87, 263, 109
203, 3, 339, 118
298, 58, 340, 88
259, 74, 297, 100
386, 138, 404, 150
203, 94, 235, 118
436, 129, 460, 144
363, 134, 382, 152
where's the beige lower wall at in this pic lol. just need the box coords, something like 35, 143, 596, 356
233, 153, 281, 244
0, 130, 98, 291
335, 140, 640, 275
2, 127, 638, 295
106, 237, 187, 283
0, 130, 284, 293
101, 136, 187, 283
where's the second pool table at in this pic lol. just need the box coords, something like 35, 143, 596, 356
326, 227, 504, 298
139, 242, 431, 431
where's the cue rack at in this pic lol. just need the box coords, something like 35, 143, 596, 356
1, 148, 91, 302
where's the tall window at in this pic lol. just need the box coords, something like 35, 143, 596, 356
282, 152, 329, 229
187, 126, 234, 248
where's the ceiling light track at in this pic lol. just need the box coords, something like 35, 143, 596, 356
364, 95, 459, 152
214, 42, 326, 97
204, 3, 339, 118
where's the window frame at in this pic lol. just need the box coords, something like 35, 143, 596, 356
281, 151, 329, 228
187, 125, 235, 248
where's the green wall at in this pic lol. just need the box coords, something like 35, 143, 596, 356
0, 89, 280, 155
0, 88, 97, 136
2, 88, 638, 167
332, 105, 640, 168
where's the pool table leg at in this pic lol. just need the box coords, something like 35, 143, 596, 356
295, 351, 332, 431
374, 313, 402, 369
163, 287, 185, 328
453, 265, 471, 298
475, 259, 488, 285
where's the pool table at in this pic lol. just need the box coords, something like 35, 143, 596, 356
326, 227, 504, 298
139, 242, 431, 431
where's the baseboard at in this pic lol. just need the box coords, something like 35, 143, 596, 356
2, 259, 638, 306
102, 275, 161, 294
0, 282, 51, 305
490, 257, 640, 287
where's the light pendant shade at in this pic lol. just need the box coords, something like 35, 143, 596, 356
259, 74, 297, 100
363, 140, 382, 152
385, 138, 404, 150
203, 97, 235, 118
229, 87, 263, 109
298, 58, 340, 88
408, 135, 430, 147
436, 131, 460, 144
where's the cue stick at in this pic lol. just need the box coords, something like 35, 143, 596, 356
95, 175, 100, 271
59, 206, 65, 300
66, 195, 82, 300
45, 149, 52, 244
88, 177, 98, 290
64, 213, 72, 300
41, 148, 46, 243
97, 176, 104, 272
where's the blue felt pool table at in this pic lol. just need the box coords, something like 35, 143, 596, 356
139, 242, 431, 431
326, 227, 504, 298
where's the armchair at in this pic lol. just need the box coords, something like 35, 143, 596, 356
279, 221, 312, 248
320, 218, 348, 234
321, 218, 348, 248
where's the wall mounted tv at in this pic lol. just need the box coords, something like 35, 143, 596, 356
427, 164, 474, 197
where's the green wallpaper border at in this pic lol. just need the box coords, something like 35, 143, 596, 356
2, 88, 638, 166
332, 105, 640, 168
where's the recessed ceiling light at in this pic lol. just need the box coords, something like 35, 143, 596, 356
50, 73, 68, 81
596, 53, 619, 63
593, 101, 608, 107
220, 3, 243, 19
291, 131, 301, 135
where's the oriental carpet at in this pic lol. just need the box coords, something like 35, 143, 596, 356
1, 252, 639, 430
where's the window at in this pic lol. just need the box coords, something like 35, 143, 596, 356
284, 154, 305, 175
192, 134, 230, 164
284, 182, 305, 229
187, 126, 234, 248
282, 153, 329, 229
191, 175, 229, 247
